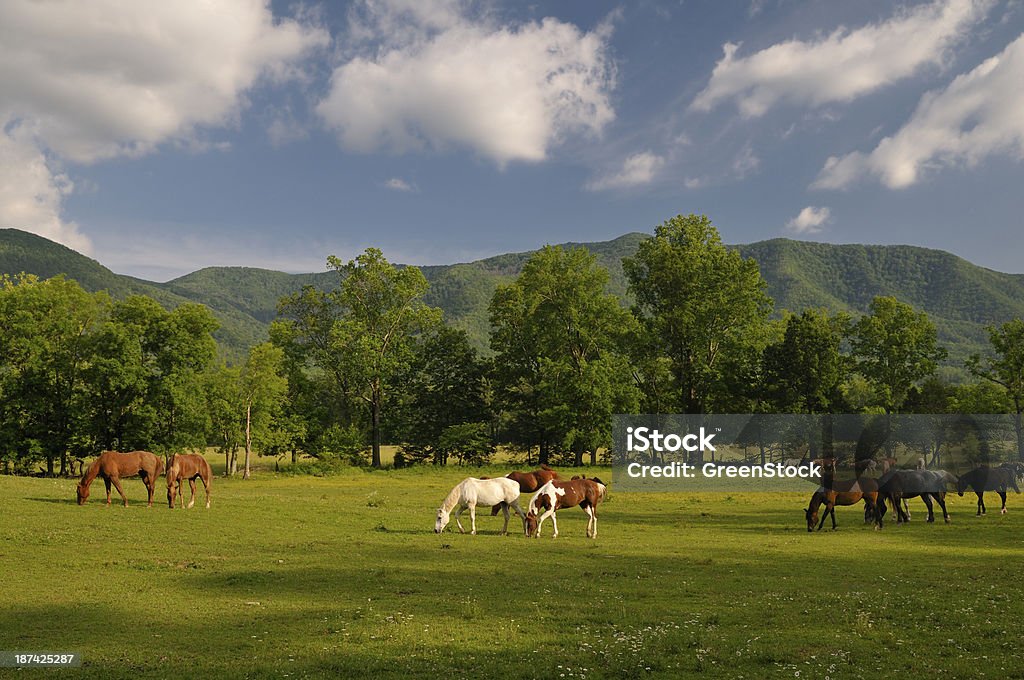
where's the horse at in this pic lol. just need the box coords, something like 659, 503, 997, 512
435, 477, 526, 535
525, 477, 606, 538
999, 461, 1024, 484
490, 465, 561, 516
166, 453, 213, 509
878, 469, 956, 524
76, 451, 164, 507
805, 477, 882, 532
957, 466, 1021, 515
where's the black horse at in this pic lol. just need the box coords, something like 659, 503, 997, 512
878, 469, 956, 524
957, 466, 1021, 515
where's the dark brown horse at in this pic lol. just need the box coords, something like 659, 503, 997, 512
491, 465, 561, 515
957, 466, 1020, 515
525, 477, 606, 538
77, 451, 164, 507
167, 453, 213, 509
805, 477, 881, 532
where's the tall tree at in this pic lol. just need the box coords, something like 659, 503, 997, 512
490, 246, 639, 465
763, 310, 850, 413
239, 343, 288, 479
275, 249, 440, 467
624, 214, 772, 414
851, 296, 946, 414
967, 319, 1024, 460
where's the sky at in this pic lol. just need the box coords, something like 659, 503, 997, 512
1, 0, 1022, 281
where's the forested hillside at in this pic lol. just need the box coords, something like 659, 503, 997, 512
3, 227, 1022, 366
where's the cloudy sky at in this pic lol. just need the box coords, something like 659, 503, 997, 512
1, 0, 1022, 280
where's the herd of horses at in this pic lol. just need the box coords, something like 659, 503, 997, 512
434, 465, 607, 538
75, 450, 212, 509
805, 457, 1023, 532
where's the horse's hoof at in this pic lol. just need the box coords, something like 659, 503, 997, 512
1002, 509, 1007, 515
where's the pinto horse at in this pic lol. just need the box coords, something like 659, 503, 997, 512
77, 451, 164, 507
957, 466, 1021, 515
167, 453, 213, 509
435, 477, 526, 535
805, 477, 881, 532
491, 465, 561, 516
525, 477, 606, 538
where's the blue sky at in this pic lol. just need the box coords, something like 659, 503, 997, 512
1, 0, 1022, 280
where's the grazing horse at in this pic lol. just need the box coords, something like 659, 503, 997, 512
957, 466, 1021, 515
491, 465, 561, 516
435, 477, 526, 535
525, 478, 606, 538
805, 477, 882, 532
878, 469, 956, 524
166, 453, 213, 509
76, 451, 164, 507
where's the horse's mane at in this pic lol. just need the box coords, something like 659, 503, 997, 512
79, 455, 103, 487
440, 483, 463, 513
539, 464, 554, 471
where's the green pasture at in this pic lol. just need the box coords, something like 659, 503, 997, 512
1, 462, 1023, 679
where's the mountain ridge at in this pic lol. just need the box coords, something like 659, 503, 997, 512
3, 228, 1021, 368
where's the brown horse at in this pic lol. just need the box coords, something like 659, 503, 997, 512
491, 465, 561, 515
525, 477, 606, 538
77, 451, 164, 507
805, 477, 882, 532
166, 453, 213, 509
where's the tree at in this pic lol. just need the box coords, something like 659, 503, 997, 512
850, 296, 947, 414
490, 246, 639, 465
239, 343, 288, 479
624, 214, 772, 414
968, 319, 1024, 460
763, 310, 850, 413
275, 249, 440, 467
0, 275, 109, 475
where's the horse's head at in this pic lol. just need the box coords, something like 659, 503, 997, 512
956, 475, 968, 496
434, 507, 450, 533
804, 506, 817, 532
524, 511, 538, 537
167, 478, 177, 508
76, 482, 89, 505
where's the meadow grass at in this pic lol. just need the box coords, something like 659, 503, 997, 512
1, 461, 1023, 679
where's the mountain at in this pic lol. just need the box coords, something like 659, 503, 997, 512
3, 228, 1022, 370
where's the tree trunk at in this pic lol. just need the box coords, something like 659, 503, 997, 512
371, 398, 382, 468
538, 439, 549, 466
243, 402, 252, 480
292, 449, 297, 465
590, 449, 597, 465
46, 454, 55, 477
1016, 408, 1023, 463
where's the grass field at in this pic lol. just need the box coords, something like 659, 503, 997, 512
1, 461, 1023, 679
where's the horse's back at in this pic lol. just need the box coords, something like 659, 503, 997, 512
462, 476, 519, 506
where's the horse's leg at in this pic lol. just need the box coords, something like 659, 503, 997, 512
979, 492, 986, 515
816, 502, 831, 531
999, 490, 1007, 514
933, 493, 950, 523
111, 476, 128, 507
500, 504, 510, 535
550, 509, 559, 538
454, 505, 466, 534
537, 508, 555, 538
104, 478, 112, 506
469, 503, 477, 535
203, 475, 211, 509
187, 478, 197, 509
146, 474, 155, 507
922, 494, 935, 523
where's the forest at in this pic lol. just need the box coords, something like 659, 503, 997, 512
2, 214, 1023, 476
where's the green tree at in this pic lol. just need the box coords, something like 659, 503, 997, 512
624, 214, 772, 414
275, 249, 440, 467
967, 319, 1024, 460
851, 296, 947, 414
763, 310, 850, 413
240, 343, 289, 479
490, 246, 639, 465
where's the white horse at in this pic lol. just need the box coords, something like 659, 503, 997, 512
434, 477, 526, 535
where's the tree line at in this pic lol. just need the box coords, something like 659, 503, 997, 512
2, 215, 1023, 475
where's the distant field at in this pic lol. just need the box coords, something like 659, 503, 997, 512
1, 461, 1023, 678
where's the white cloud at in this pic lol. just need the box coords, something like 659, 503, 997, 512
786, 206, 831, 234
0, 0, 327, 250
384, 177, 417, 192
0, 126, 90, 253
814, 33, 1024, 189
692, 0, 992, 117
732, 145, 761, 179
586, 152, 665, 191
318, 0, 616, 164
